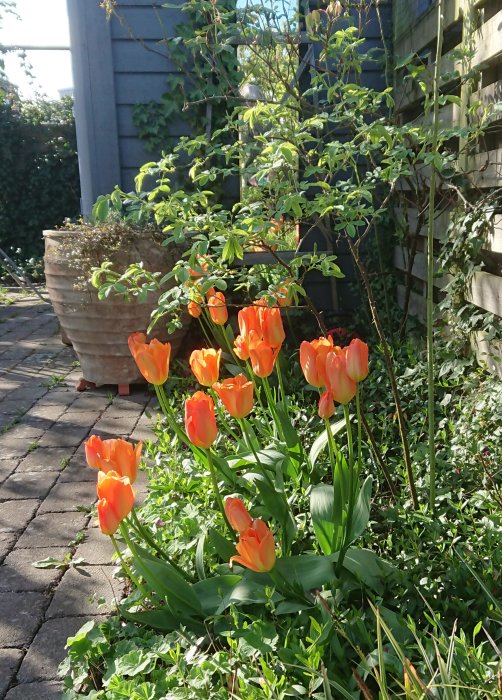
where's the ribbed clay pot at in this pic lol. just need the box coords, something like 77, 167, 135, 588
43, 229, 188, 386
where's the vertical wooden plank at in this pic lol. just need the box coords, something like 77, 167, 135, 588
66, 0, 121, 217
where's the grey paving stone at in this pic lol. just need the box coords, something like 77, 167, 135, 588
0, 437, 30, 460
91, 415, 139, 437
74, 526, 119, 565
0, 648, 23, 698
0, 471, 58, 502
25, 404, 67, 422
0, 547, 68, 592
70, 393, 111, 412
0, 460, 19, 485
16, 616, 106, 683
58, 461, 96, 483
0, 533, 16, 564
15, 511, 88, 549
16, 447, 72, 472
5, 680, 63, 700
37, 425, 91, 448
0, 592, 46, 647
34, 391, 75, 407
0, 500, 40, 534
38, 481, 96, 514
46, 565, 124, 618
5, 423, 46, 440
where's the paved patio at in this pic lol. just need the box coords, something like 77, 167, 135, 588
0, 292, 155, 699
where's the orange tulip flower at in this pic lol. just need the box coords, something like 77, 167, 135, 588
233, 334, 250, 361
238, 306, 261, 338
345, 338, 369, 383
249, 340, 279, 378
128, 332, 171, 386
85, 435, 142, 483
299, 336, 335, 388
224, 496, 253, 533
275, 282, 293, 308
190, 348, 221, 387
318, 390, 335, 419
230, 518, 276, 572
96, 470, 135, 535
213, 373, 254, 419
207, 290, 228, 325
188, 300, 202, 318
184, 391, 218, 449
326, 351, 356, 404
259, 306, 285, 348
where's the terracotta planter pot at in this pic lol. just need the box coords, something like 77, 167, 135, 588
43, 229, 188, 386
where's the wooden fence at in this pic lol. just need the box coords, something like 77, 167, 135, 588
393, 0, 502, 377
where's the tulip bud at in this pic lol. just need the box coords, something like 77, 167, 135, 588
259, 306, 285, 348
184, 391, 218, 449
188, 300, 202, 318
207, 290, 228, 325
128, 332, 171, 386
345, 338, 369, 383
189, 348, 221, 387
234, 334, 250, 361
230, 518, 276, 572
96, 470, 135, 535
249, 341, 279, 378
325, 351, 356, 404
238, 306, 261, 338
213, 373, 254, 419
318, 390, 335, 419
299, 336, 334, 388
224, 496, 253, 533
85, 436, 142, 483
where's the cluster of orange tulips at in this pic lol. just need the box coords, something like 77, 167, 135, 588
86, 289, 371, 580
85, 435, 140, 535
300, 335, 368, 417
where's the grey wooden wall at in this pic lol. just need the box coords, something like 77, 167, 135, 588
67, 0, 191, 217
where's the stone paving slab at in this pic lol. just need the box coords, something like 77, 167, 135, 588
0, 500, 40, 534
38, 480, 96, 514
0, 295, 154, 699
15, 511, 89, 549
5, 680, 63, 700
16, 615, 107, 683
15, 447, 73, 472
0, 592, 47, 646
0, 471, 59, 502
0, 649, 23, 698
0, 547, 69, 592
46, 565, 124, 618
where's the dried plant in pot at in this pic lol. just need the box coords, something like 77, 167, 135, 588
43, 220, 188, 388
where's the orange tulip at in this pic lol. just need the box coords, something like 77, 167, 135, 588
207, 290, 228, 325
318, 390, 335, 419
259, 306, 285, 348
85, 435, 142, 483
234, 334, 250, 361
238, 306, 261, 338
128, 332, 171, 386
230, 518, 276, 572
249, 341, 279, 378
188, 300, 202, 318
96, 470, 135, 535
299, 336, 335, 388
190, 348, 221, 387
275, 283, 293, 308
345, 338, 369, 383
325, 351, 356, 404
213, 373, 254, 419
184, 391, 218, 449
224, 496, 253, 533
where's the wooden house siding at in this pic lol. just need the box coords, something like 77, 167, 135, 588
67, 0, 191, 216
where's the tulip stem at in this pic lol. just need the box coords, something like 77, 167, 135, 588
198, 313, 215, 348
206, 449, 233, 536
109, 533, 147, 598
209, 388, 241, 443
337, 405, 356, 574
128, 508, 193, 582
155, 385, 190, 448
262, 377, 283, 439
245, 360, 266, 412
356, 385, 362, 478
275, 355, 288, 409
